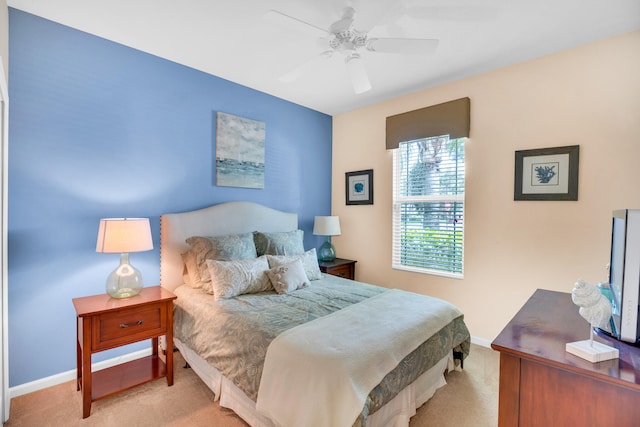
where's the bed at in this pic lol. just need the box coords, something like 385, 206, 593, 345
160, 201, 470, 427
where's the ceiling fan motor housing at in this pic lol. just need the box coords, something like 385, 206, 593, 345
329, 29, 367, 52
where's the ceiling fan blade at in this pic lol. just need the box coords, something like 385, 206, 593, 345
279, 51, 333, 83
349, 1, 405, 33
366, 38, 439, 54
263, 10, 327, 38
345, 54, 371, 94
403, 5, 495, 22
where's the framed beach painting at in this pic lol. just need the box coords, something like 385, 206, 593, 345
216, 112, 266, 189
514, 145, 579, 201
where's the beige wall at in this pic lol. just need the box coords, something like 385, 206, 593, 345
0, 0, 7, 81
332, 30, 640, 345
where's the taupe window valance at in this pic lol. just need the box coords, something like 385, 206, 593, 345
385, 97, 470, 149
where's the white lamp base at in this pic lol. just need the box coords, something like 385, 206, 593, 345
566, 340, 619, 362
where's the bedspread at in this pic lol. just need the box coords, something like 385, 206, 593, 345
173, 275, 470, 424
256, 289, 463, 427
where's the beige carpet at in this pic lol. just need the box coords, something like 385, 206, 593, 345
4, 343, 498, 427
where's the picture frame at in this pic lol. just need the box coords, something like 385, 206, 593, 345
345, 169, 373, 205
514, 145, 579, 201
215, 112, 265, 189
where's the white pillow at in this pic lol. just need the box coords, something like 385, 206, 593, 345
266, 259, 310, 294
267, 248, 322, 281
205, 256, 271, 299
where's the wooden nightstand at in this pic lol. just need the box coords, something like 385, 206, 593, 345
72, 286, 177, 418
318, 258, 357, 280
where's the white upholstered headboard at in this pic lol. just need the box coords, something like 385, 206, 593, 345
159, 201, 298, 292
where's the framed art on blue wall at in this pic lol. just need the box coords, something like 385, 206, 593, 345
346, 169, 373, 205
216, 112, 266, 189
514, 145, 579, 201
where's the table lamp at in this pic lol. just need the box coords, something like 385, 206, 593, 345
313, 216, 341, 262
96, 218, 153, 298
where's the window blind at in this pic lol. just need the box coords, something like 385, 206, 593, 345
392, 136, 465, 277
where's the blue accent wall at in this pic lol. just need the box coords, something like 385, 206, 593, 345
8, 9, 332, 387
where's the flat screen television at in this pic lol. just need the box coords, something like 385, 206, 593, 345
608, 209, 640, 344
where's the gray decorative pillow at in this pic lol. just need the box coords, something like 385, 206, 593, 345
253, 230, 304, 256
266, 259, 310, 294
267, 248, 322, 281
182, 233, 258, 288
205, 256, 271, 299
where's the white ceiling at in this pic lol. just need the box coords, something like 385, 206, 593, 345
7, 0, 640, 115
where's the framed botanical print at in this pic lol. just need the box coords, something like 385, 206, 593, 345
346, 169, 373, 205
514, 145, 579, 201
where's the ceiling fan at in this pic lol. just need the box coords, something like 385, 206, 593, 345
266, 6, 439, 94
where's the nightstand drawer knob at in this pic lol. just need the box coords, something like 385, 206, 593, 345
119, 320, 143, 328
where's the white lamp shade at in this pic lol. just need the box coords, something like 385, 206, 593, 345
313, 216, 341, 236
96, 218, 153, 253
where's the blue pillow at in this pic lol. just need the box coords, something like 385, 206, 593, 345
182, 232, 258, 287
253, 230, 304, 256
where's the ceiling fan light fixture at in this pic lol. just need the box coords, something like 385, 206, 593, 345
345, 53, 371, 94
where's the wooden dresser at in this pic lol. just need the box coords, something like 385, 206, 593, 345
491, 289, 640, 427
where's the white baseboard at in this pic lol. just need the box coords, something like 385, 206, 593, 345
470, 336, 493, 348
8, 334, 493, 399
9, 348, 152, 399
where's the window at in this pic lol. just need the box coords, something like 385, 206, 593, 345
392, 135, 465, 278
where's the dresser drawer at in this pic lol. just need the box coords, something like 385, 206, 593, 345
92, 303, 167, 351
326, 263, 353, 279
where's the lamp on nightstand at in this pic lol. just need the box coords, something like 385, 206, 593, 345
313, 216, 341, 262
96, 218, 153, 298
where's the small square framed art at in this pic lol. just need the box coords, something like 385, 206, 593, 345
514, 145, 579, 201
345, 169, 373, 205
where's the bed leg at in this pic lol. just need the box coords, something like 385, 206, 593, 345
453, 350, 464, 369
184, 362, 191, 369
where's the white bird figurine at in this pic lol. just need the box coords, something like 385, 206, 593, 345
571, 279, 612, 333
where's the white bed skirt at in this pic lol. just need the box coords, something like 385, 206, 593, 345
174, 338, 451, 427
